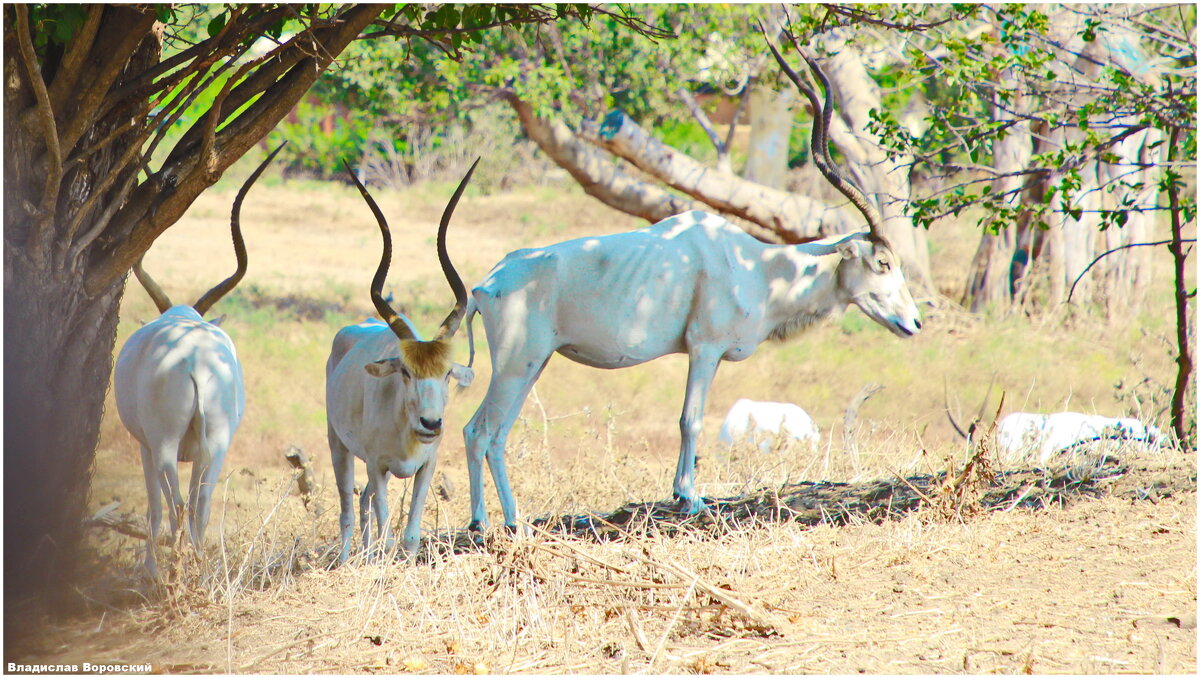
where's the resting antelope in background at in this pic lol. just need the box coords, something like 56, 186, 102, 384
945, 384, 1162, 465
459, 46, 921, 532
719, 399, 820, 453
326, 159, 477, 564
114, 145, 283, 577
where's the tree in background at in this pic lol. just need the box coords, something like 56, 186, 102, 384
863, 4, 1195, 312
866, 3, 1195, 441
330, 4, 966, 286
3, 2, 664, 622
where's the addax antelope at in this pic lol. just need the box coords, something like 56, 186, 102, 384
114, 145, 283, 577
946, 392, 1162, 465
719, 399, 819, 453
326, 159, 477, 564
459, 47, 921, 531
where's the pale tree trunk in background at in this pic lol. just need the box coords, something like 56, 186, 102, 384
743, 82, 796, 189
820, 46, 932, 290
1097, 126, 1161, 317
1034, 10, 1162, 313
963, 70, 1032, 312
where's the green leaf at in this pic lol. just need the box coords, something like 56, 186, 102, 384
207, 12, 227, 38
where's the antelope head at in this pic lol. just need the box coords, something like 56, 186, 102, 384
133, 143, 286, 319
764, 28, 922, 338
345, 159, 478, 444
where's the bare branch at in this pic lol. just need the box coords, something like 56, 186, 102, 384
105, 6, 292, 105
57, 6, 157, 154
676, 86, 727, 165
85, 4, 386, 294
1067, 239, 1196, 304
821, 3, 960, 31
496, 88, 706, 225
724, 81, 751, 151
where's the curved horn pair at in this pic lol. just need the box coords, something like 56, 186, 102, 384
943, 374, 997, 440
759, 24, 884, 240
344, 157, 479, 344
133, 142, 287, 315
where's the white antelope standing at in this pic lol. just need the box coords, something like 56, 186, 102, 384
326, 160, 477, 564
719, 399, 820, 452
459, 48, 921, 531
114, 145, 282, 577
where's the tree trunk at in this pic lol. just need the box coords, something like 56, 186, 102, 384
963, 71, 1031, 312
743, 82, 796, 189
1165, 128, 1193, 445
3, 4, 383, 620
3, 255, 125, 619
1096, 127, 1161, 317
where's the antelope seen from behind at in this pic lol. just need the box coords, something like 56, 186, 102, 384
326, 159, 477, 564
114, 145, 283, 578
459, 44, 921, 532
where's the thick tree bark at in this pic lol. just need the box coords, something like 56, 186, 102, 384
3, 4, 383, 621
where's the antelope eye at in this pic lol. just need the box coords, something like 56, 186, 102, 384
878, 259, 891, 271
399, 366, 412, 379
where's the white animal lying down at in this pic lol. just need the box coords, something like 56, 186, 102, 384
996, 412, 1162, 464
718, 399, 819, 452
115, 145, 282, 577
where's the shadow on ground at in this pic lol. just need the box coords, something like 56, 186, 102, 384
470, 456, 1195, 547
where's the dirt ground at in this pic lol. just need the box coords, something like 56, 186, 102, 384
9, 454, 1196, 674
6, 170, 1196, 674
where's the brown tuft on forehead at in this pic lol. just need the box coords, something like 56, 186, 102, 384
865, 231, 895, 253
399, 340, 454, 379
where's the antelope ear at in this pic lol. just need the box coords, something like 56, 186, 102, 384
365, 358, 403, 377
836, 241, 861, 260
449, 363, 474, 388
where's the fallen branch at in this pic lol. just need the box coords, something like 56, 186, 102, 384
843, 382, 885, 454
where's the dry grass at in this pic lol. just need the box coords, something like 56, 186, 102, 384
15, 166, 1196, 673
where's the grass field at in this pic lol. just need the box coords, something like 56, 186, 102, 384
10, 155, 1196, 673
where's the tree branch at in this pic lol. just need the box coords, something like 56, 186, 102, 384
45, 5, 103, 115
821, 3, 960, 31
57, 7, 158, 154
1066, 239, 1196, 304
105, 6, 292, 106
676, 86, 729, 170
14, 5, 62, 238
588, 109, 855, 241
496, 89, 705, 225
85, 4, 386, 294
